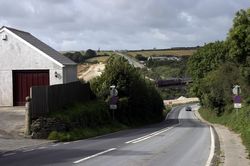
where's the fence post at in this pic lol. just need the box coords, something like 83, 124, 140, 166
25, 96, 31, 136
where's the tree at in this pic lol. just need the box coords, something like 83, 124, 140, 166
188, 41, 227, 81
90, 56, 164, 125
85, 49, 97, 57
188, 41, 227, 97
227, 8, 250, 64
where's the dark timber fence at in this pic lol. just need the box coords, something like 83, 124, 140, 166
30, 81, 95, 119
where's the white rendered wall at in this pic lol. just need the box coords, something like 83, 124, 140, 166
0, 29, 70, 106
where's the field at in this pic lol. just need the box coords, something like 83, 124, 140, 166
97, 51, 114, 56
85, 56, 109, 63
127, 48, 197, 57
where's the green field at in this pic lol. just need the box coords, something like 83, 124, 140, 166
127, 49, 197, 57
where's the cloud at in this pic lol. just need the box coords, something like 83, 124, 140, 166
0, 0, 249, 50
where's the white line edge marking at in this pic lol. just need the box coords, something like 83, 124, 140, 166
2, 152, 16, 157
73, 148, 116, 164
206, 126, 215, 166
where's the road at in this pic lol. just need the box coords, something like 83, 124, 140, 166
115, 52, 145, 68
0, 105, 212, 166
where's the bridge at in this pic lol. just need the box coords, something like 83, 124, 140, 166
156, 78, 192, 87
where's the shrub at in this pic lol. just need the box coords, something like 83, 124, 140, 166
90, 56, 164, 125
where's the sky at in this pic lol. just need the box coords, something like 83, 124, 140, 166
0, 0, 249, 51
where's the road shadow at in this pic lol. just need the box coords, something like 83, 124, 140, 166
0, 148, 151, 166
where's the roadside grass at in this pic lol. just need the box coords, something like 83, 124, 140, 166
163, 106, 172, 118
48, 122, 127, 142
199, 106, 250, 157
48, 100, 127, 142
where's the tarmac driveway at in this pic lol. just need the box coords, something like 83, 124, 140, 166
0, 107, 53, 154
0, 107, 25, 139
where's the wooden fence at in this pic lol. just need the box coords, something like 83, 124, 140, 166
30, 81, 95, 119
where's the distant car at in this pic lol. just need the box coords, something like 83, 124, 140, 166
185, 106, 192, 111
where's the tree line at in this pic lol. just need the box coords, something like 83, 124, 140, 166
188, 8, 250, 115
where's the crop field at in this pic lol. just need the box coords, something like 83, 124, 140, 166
85, 56, 109, 63
127, 48, 197, 57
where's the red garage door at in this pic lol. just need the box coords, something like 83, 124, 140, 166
13, 70, 49, 106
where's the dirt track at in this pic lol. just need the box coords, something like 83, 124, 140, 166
78, 63, 105, 81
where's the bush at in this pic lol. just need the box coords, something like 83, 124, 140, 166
90, 56, 164, 125
85, 49, 97, 57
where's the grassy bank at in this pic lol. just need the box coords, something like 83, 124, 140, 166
48, 122, 127, 142
48, 99, 167, 142
199, 106, 250, 157
48, 100, 127, 141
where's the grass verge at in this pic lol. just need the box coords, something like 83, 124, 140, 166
48, 100, 127, 142
48, 122, 127, 142
199, 106, 250, 157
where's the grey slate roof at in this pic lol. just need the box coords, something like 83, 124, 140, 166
2, 26, 76, 66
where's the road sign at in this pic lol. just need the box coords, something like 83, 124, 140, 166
110, 96, 118, 105
110, 85, 118, 97
110, 89, 118, 97
232, 85, 241, 95
234, 95, 241, 103
110, 104, 117, 110
234, 103, 242, 109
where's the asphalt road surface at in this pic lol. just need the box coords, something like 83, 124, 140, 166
0, 105, 212, 166
115, 52, 145, 68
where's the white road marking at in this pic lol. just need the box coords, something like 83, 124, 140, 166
23, 149, 35, 152
38, 147, 47, 149
131, 127, 174, 143
63, 142, 70, 145
2, 152, 16, 157
126, 123, 180, 144
206, 126, 215, 166
73, 148, 116, 164
52, 143, 60, 147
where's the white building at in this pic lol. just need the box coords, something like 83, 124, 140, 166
0, 26, 77, 106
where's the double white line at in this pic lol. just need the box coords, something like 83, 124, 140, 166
126, 124, 179, 144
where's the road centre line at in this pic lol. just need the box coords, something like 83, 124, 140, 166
63, 142, 70, 145
126, 123, 180, 144
73, 148, 116, 164
37, 147, 47, 149
131, 127, 174, 144
2, 152, 16, 157
22, 149, 35, 153
205, 126, 215, 166
52, 143, 60, 147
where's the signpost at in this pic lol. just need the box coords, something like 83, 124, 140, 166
109, 85, 118, 120
232, 85, 241, 116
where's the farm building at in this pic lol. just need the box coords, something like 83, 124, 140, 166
0, 26, 77, 106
